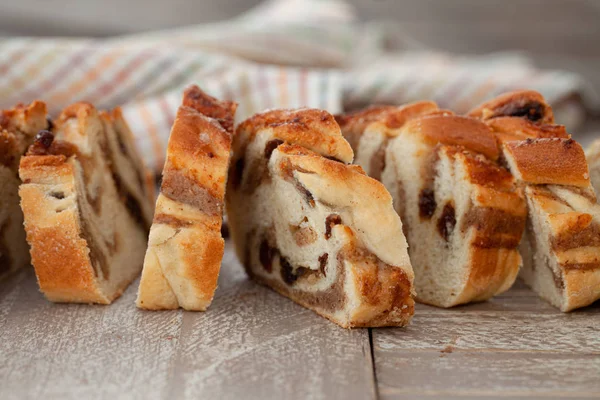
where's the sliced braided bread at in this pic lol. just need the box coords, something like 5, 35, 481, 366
226, 108, 415, 327
470, 90, 600, 311
338, 104, 526, 308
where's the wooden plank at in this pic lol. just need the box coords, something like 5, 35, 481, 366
378, 307, 600, 353
163, 248, 376, 400
0, 266, 183, 400
0, 243, 376, 400
373, 282, 600, 399
376, 352, 600, 399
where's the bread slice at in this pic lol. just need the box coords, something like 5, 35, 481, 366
338, 104, 527, 308
136, 86, 237, 311
19, 102, 155, 303
226, 108, 415, 328
470, 90, 600, 311
0, 102, 49, 279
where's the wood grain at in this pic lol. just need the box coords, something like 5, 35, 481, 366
377, 352, 600, 399
373, 281, 600, 400
0, 243, 376, 400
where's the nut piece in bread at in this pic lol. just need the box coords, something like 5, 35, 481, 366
226, 108, 415, 328
136, 86, 237, 311
472, 90, 600, 311
0, 101, 49, 279
338, 105, 527, 308
19, 102, 155, 303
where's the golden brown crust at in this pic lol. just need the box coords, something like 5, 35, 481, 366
402, 115, 500, 160
445, 146, 514, 191
137, 86, 237, 311
19, 154, 73, 180
162, 107, 232, 201
486, 117, 569, 142
467, 90, 554, 124
503, 138, 590, 187
182, 85, 236, 135
237, 108, 354, 163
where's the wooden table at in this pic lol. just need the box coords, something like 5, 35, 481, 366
2, 242, 599, 400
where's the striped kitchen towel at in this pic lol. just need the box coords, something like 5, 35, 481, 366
0, 0, 595, 172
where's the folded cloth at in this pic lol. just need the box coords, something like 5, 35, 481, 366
0, 0, 595, 173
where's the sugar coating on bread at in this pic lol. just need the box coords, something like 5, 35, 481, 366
476, 92, 600, 311
136, 86, 237, 311
0, 101, 49, 279
19, 102, 154, 303
339, 105, 526, 308
226, 108, 415, 328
